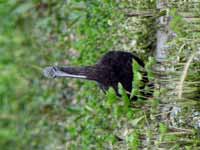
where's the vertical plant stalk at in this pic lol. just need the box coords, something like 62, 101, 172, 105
177, 52, 195, 99
155, 0, 173, 103
155, 1, 169, 63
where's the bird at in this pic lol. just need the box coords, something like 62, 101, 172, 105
43, 51, 152, 100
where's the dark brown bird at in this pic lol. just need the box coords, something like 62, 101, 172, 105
43, 51, 151, 99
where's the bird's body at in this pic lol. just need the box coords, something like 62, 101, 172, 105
44, 51, 150, 99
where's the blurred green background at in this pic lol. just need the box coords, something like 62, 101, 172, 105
0, 0, 199, 150
0, 1, 140, 149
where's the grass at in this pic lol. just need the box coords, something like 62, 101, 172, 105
0, 0, 199, 150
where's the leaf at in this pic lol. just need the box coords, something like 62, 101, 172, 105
169, 8, 187, 37
66, 106, 82, 114
12, 2, 33, 15
118, 83, 130, 107
130, 116, 145, 127
145, 57, 155, 79
68, 127, 78, 137
126, 131, 140, 150
0, 128, 17, 142
130, 88, 139, 99
106, 87, 117, 106
159, 123, 168, 134
135, 72, 142, 83
132, 60, 143, 87
133, 60, 140, 71
113, 105, 120, 118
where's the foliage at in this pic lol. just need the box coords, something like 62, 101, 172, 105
0, 0, 199, 150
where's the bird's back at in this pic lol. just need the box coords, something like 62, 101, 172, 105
96, 51, 134, 94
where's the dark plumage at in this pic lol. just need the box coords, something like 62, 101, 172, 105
43, 51, 151, 99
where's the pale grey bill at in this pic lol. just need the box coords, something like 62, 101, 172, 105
43, 66, 87, 79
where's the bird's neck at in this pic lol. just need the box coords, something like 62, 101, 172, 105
58, 66, 101, 81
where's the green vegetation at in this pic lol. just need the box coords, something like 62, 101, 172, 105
0, 0, 199, 150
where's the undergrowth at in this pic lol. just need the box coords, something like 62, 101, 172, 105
0, 0, 199, 150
